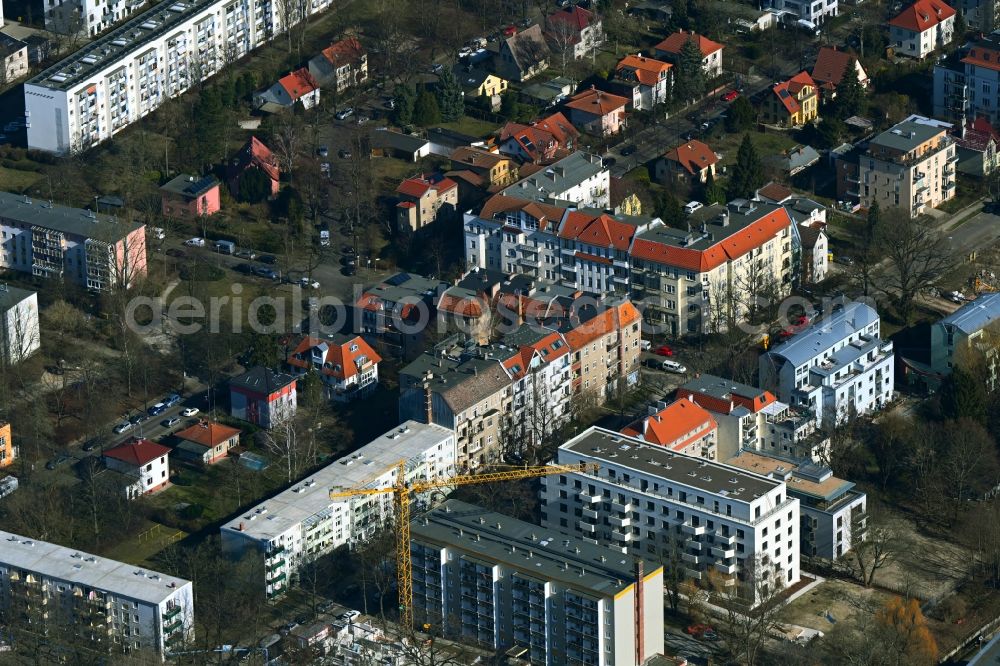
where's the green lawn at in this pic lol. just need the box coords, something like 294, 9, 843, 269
0, 166, 43, 192
436, 116, 501, 138
711, 129, 800, 168
99, 519, 190, 568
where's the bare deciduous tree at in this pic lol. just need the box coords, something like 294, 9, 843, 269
849, 507, 904, 587
874, 210, 953, 324
708, 555, 787, 666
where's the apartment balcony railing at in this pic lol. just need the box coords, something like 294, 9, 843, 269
610, 500, 633, 513
577, 520, 597, 533
680, 522, 706, 536
162, 605, 182, 620
608, 515, 630, 528
711, 546, 736, 559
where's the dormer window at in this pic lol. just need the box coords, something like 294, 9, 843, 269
349, 343, 359, 352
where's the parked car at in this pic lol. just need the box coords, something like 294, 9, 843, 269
318, 600, 336, 614
319, 230, 330, 247
164, 394, 182, 407
661, 359, 687, 374
356, 115, 370, 125
686, 624, 717, 640
259, 254, 277, 265
640, 340, 652, 351
338, 148, 352, 159
148, 402, 167, 417
184, 237, 206, 247
721, 90, 740, 102
945, 290, 967, 303
299, 277, 320, 289
320, 162, 331, 176
339, 610, 361, 622
165, 248, 186, 258
234, 263, 255, 275
81, 439, 100, 452
653, 345, 674, 357
45, 454, 72, 470
162, 416, 181, 428
317, 145, 329, 158
113, 421, 133, 434
279, 621, 299, 635
255, 267, 279, 280
341, 265, 357, 277
620, 144, 637, 156
235, 249, 256, 260
335, 107, 355, 120
683, 201, 703, 214
342, 245, 356, 255
181, 407, 200, 417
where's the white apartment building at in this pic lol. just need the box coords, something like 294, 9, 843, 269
769, 0, 839, 27
411, 499, 664, 666
889, 0, 955, 59
0, 285, 40, 366
45, 0, 144, 37
855, 118, 957, 218
934, 32, 1000, 126
26, 0, 333, 154
0, 530, 194, 658
501, 152, 610, 209
759, 302, 894, 428
220, 422, 456, 599
542, 427, 801, 604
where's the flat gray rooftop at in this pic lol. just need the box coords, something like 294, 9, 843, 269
0, 530, 190, 605
0, 284, 36, 311
635, 200, 786, 252
940, 293, 1000, 335
502, 151, 603, 199
870, 120, 945, 153
561, 427, 778, 501
412, 499, 661, 596
680, 373, 763, 403
0, 191, 141, 240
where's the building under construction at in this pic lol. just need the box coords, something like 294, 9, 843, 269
410, 499, 663, 666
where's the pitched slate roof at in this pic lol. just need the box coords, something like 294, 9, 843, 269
662, 139, 718, 175
654, 30, 723, 57
502, 23, 549, 72
230, 366, 296, 395
889, 0, 955, 32
939, 293, 1000, 335
103, 439, 170, 467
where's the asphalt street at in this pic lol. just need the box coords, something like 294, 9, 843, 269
944, 208, 1000, 259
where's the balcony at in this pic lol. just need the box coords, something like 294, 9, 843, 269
163, 617, 184, 633
608, 515, 631, 528
715, 562, 738, 575
610, 500, 633, 513
683, 567, 702, 580
582, 507, 599, 520
577, 491, 600, 504
681, 552, 703, 565
680, 522, 706, 536
162, 605, 182, 620
577, 520, 597, 533
711, 546, 736, 559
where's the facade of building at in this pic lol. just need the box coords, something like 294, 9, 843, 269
541, 427, 801, 603
759, 302, 895, 428
613, 54, 672, 110
726, 452, 867, 560
26, 0, 335, 153
411, 499, 664, 665
930, 293, 1000, 391
228, 136, 280, 198
102, 438, 171, 498
934, 33, 1000, 126
564, 87, 629, 137
159, 174, 221, 219
0, 33, 29, 82
889, 0, 955, 59
498, 111, 580, 164
0, 530, 194, 657
770, 0, 839, 27
0, 421, 14, 469
220, 422, 456, 599
285, 334, 381, 402
254, 68, 320, 112
354, 272, 448, 358
0, 192, 147, 291
229, 366, 298, 428
173, 421, 241, 465
494, 24, 549, 82
562, 300, 642, 399
545, 5, 604, 61
654, 30, 724, 77
450, 147, 519, 189
0, 285, 40, 366
954, 117, 1000, 177
655, 139, 719, 184
395, 174, 459, 232
854, 118, 957, 217
763, 71, 819, 127
44, 0, 143, 36
308, 37, 367, 93
621, 396, 719, 459
629, 200, 793, 336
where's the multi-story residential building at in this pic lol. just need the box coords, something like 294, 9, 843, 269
45, 0, 144, 36
0, 192, 147, 291
770, 0, 838, 28
0, 530, 194, 657
850, 118, 958, 217
173, 420, 241, 465
762, 71, 819, 128
545, 5, 604, 61
0, 421, 14, 469
759, 302, 895, 428
450, 147, 519, 189
654, 139, 719, 184
555, 211, 643, 297
629, 200, 793, 336
562, 300, 641, 399
0, 285, 40, 366
285, 334, 381, 402
676, 374, 828, 463
954, 117, 1000, 176
956, 0, 1000, 30
355, 272, 448, 357
889, 0, 955, 59
611, 54, 673, 110
102, 438, 171, 498
726, 452, 867, 560
220, 422, 456, 599
498, 111, 580, 164
502, 151, 609, 208
654, 30, 724, 77
621, 396, 719, 459
26, 0, 334, 154
308, 37, 367, 93
564, 87, 629, 137
229, 366, 297, 428
411, 499, 664, 665
934, 32, 1000, 126
159, 174, 221, 219
929, 292, 1000, 391
541, 427, 801, 602
396, 174, 459, 232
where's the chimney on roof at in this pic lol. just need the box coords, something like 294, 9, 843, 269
424, 383, 433, 424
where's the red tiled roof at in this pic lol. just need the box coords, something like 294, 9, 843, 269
654, 30, 723, 57
244, 136, 279, 182
630, 208, 792, 271
396, 174, 458, 199
888, 0, 955, 31
278, 68, 318, 101
176, 421, 241, 448
771, 71, 815, 115
621, 398, 717, 451
563, 301, 640, 350
757, 182, 794, 202
962, 45, 1000, 72
322, 336, 381, 381
104, 439, 170, 467
663, 139, 718, 175
533, 111, 579, 145
557, 211, 635, 250
616, 54, 673, 86
564, 87, 630, 116
547, 4, 596, 31
438, 292, 485, 318
322, 37, 365, 67
811, 46, 863, 87
478, 194, 568, 232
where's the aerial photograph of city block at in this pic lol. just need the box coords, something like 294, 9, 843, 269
0, 0, 999, 662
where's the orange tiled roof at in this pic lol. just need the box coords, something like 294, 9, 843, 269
278, 68, 318, 101
176, 421, 242, 448
564, 87, 629, 116
621, 398, 717, 451
771, 71, 815, 115
655, 30, 723, 57
322, 336, 381, 381
478, 194, 568, 232
104, 439, 170, 466
563, 301, 640, 350
244, 136, 279, 182
557, 211, 635, 251
397, 174, 458, 199
962, 44, 1000, 72
438, 292, 485, 318
663, 139, 718, 175
322, 37, 365, 67
533, 111, 580, 145
616, 54, 673, 86
889, 0, 955, 31
811, 46, 861, 87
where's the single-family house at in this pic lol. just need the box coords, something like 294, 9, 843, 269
254, 68, 321, 112
286, 334, 382, 402
229, 366, 297, 428
798, 222, 829, 284
174, 421, 241, 465
955, 116, 1000, 176
308, 37, 368, 93
763, 71, 820, 127
160, 174, 221, 219
889, 0, 955, 59
450, 147, 519, 188
396, 173, 459, 232
776, 144, 821, 175
545, 5, 604, 61
228, 136, 280, 198
452, 63, 508, 100
494, 24, 549, 82
564, 87, 629, 136
613, 54, 673, 110
0, 33, 28, 82
610, 177, 642, 216
654, 30, 724, 77
103, 439, 171, 499
811, 46, 869, 101
654, 139, 718, 183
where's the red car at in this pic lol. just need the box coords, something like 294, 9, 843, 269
653, 345, 674, 357
721, 90, 740, 102
686, 623, 717, 639
502, 24, 518, 37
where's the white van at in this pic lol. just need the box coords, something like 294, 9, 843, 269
640, 340, 652, 351
661, 359, 688, 374
684, 201, 704, 215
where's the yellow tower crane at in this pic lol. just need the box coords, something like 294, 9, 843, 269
329, 460, 596, 630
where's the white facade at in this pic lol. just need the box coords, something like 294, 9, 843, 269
26, 0, 333, 154
770, 0, 839, 25
759, 302, 894, 428
0, 286, 40, 366
501, 152, 610, 209
45, 0, 144, 37
104, 448, 170, 498
220, 422, 456, 599
934, 33, 1000, 126
0, 529, 194, 658
542, 427, 801, 604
